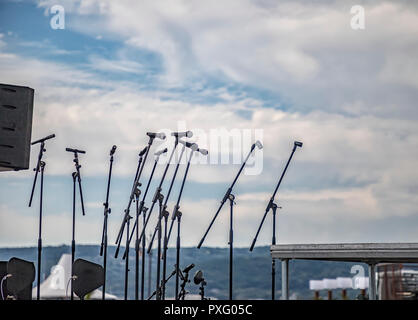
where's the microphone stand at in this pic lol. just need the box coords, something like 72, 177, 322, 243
114, 143, 151, 259
135, 141, 180, 300
126, 150, 169, 300
199, 280, 207, 300
147, 265, 182, 300
137, 140, 178, 247
249, 141, 302, 300
28, 134, 55, 301
167, 148, 197, 299
197, 142, 261, 300
127, 155, 159, 299
140, 205, 148, 300
178, 266, 193, 300
29, 134, 55, 300
147, 145, 185, 252
66, 148, 86, 300
99, 146, 115, 300
124, 204, 133, 300
155, 191, 164, 300
148, 145, 186, 300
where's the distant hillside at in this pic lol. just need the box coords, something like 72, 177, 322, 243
0, 245, 367, 299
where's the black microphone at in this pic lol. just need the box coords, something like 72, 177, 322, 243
294, 141, 303, 148
31, 134, 56, 145
110, 145, 117, 156
171, 131, 193, 138
66, 147, 86, 154
182, 263, 195, 273
147, 132, 166, 140
139, 146, 148, 156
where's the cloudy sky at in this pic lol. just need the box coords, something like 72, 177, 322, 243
1, 0, 418, 248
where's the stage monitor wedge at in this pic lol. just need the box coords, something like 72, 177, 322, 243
0, 83, 34, 172
72, 259, 104, 300
6, 257, 35, 300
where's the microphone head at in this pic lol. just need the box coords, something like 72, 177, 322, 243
197, 148, 208, 156
156, 132, 166, 140
255, 140, 263, 150
178, 139, 195, 149
191, 143, 199, 151
294, 141, 303, 148
193, 270, 204, 285
154, 148, 168, 157
110, 145, 117, 156
66, 147, 86, 154
147, 132, 166, 140
171, 131, 193, 138
139, 146, 148, 156
182, 263, 195, 273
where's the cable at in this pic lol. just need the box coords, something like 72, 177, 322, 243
1, 274, 11, 300
65, 276, 77, 300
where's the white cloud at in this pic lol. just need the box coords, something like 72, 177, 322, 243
1, 1, 418, 246
87, 55, 145, 74
35, 0, 418, 116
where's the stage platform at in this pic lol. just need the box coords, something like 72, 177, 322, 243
270, 242, 418, 300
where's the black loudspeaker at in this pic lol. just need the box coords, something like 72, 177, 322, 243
0, 261, 11, 300
6, 257, 35, 300
0, 83, 34, 172
72, 259, 104, 300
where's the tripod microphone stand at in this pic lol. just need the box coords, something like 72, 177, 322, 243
28, 133, 55, 300
65, 147, 86, 300
197, 141, 263, 300
99, 145, 116, 300
249, 141, 302, 300
166, 143, 208, 299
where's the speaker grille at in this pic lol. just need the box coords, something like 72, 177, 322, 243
0, 83, 34, 171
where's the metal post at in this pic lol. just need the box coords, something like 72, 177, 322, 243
281, 259, 289, 300
368, 263, 376, 300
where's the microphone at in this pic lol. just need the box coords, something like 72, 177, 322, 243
171, 131, 193, 138
255, 140, 263, 149
294, 141, 303, 148
110, 145, 117, 156
182, 263, 195, 273
154, 148, 168, 156
31, 134, 56, 145
65, 147, 86, 154
193, 270, 204, 285
147, 132, 166, 140
139, 146, 148, 157
178, 139, 197, 149
196, 148, 208, 155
